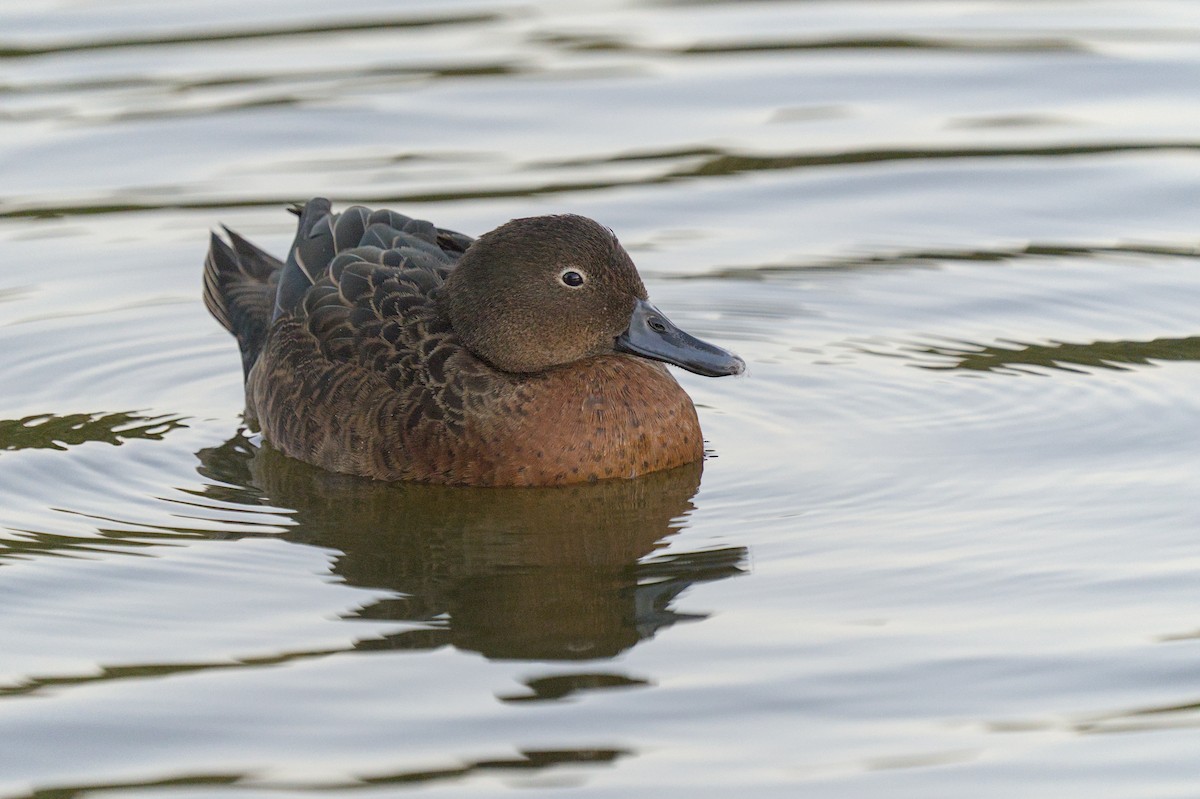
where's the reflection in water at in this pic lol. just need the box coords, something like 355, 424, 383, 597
990, 694, 1200, 737
671, 142, 1200, 181
0, 411, 187, 452
910, 335, 1200, 375
10, 774, 243, 799
500, 673, 650, 703
0, 11, 501, 59
351, 748, 629, 789
691, 242, 1200, 279
1075, 698, 1200, 735
11, 748, 626, 796
536, 29, 1092, 56
677, 35, 1087, 54
13, 141, 1200, 221
195, 434, 746, 661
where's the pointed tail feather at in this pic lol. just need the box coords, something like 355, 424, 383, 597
203, 229, 283, 379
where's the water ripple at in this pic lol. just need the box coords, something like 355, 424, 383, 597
897, 335, 1200, 376
689, 241, 1200, 279
2, 1, 1200, 794
0, 11, 504, 59
7, 142, 1200, 220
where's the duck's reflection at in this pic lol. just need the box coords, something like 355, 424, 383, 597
196, 433, 745, 661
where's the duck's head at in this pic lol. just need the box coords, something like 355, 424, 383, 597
442, 214, 745, 377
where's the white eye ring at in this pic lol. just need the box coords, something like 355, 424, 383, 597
559, 268, 587, 288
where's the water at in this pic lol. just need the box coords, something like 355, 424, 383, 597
2, 1, 1200, 796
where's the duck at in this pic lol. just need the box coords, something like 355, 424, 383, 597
203, 198, 743, 486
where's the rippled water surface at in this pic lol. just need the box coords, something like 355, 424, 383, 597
3, 1, 1200, 796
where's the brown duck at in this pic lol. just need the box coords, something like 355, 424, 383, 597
203, 198, 744, 486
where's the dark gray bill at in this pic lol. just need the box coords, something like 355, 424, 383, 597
615, 298, 745, 377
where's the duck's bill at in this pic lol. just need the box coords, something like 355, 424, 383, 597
616, 298, 745, 377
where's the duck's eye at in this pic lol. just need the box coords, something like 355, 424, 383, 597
559, 269, 586, 288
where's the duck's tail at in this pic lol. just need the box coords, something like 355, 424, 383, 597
203, 225, 284, 380
204, 197, 471, 380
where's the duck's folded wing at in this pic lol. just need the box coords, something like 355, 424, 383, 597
274, 197, 473, 321
280, 202, 480, 398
